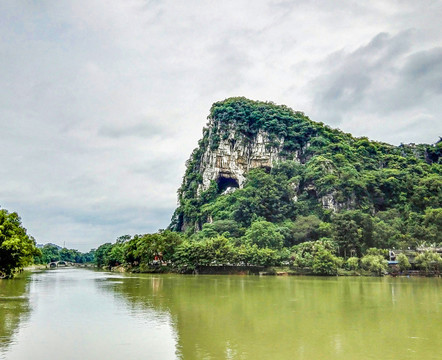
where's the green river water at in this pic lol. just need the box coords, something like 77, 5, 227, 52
0, 268, 440, 359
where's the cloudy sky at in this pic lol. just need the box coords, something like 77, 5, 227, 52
1, 0, 441, 251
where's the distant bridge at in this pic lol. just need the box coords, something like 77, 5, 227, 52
48, 261, 72, 268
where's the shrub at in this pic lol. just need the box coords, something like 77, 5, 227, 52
397, 253, 411, 271
361, 255, 388, 276
312, 248, 343, 275
415, 251, 442, 274
346, 257, 360, 271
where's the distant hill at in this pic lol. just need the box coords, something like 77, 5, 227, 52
36, 243, 62, 249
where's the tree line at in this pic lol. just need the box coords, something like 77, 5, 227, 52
34, 244, 95, 264
95, 229, 442, 276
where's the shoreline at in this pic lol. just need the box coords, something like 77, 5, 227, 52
106, 264, 441, 278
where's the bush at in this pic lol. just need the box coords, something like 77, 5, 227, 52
397, 253, 411, 271
312, 248, 342, 275
415, 251, 442, 274
346, 257, 360, 271
361, 255, 388, 276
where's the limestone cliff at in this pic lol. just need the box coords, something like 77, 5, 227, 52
170, 97, 440, 233
171, 97, 329, 231
198, 125, 285, 195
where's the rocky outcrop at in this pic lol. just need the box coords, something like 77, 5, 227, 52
320, 192, 355, 212
197, 121, 289, 195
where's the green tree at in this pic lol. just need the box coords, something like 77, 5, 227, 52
284, 215, 329, 246
361, 255, 388, 276
414, 251, 442, 274
397, 253, 411, 271
108, 245, 124, 266
245, 220, 284, 249
422, 208, 442, 245
312, 247, 342, 275
346, 257, 360, 271
332, 212, 362, 258
38, 244, 61, 263
95, 243, 113, 267
0, 209, 40, 278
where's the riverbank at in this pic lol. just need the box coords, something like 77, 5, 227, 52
105, 264, 440, 277
24, 264, 48, 271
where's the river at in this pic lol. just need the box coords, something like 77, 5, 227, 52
0, 268, 440, 359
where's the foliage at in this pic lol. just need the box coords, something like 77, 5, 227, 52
346, 257, 360, 271
414, 251, 442, 273
244, 220, 284, 249
290, 239, 338, 269
332, 212, 362, 257
34, 244, 95, 264
312, 247, 343, 275
396, 253, 411, 271
171, 98, 441, 258
0, 209, 40, 278
283, 215, 330, 246
94, 231, 185, 269
171, 236, 285, 270
364, 248, 389, 258
361, 255, 388, 276
92, 98, 442, 277
36, 244, 60, 263
95, 243, 113, 267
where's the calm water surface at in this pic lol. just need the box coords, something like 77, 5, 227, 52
0, 268, 440, 360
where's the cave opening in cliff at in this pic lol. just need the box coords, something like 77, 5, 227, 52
217, 176, 239, 194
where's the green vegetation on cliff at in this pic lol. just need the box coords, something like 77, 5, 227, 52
172, 98, 441, 249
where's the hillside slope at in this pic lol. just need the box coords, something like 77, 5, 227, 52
170, 97, 441, 251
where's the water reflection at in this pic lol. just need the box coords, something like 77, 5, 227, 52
0, 272, 32, 356
104, 274, 441, 360
0, 270, 440, 360
1, 269, 178, 360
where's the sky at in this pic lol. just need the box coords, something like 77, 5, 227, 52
1, 0, 441, 251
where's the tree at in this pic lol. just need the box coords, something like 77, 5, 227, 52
95, 243, 113, 267
422, 208, 442, 245
290, 239, 340, 271
245, 220, 284, 249
285, 215, 328, 246
332, 212, 362, 258
35, 244, 94, 264
346, 257, 360, 271
414, 251, 442, 274
312, 247, 342, 275
0, 209, 40, 278
108, 245, 124, 266
397, 253, 411, 272
38, 244, 61, 263
361, 255, 388, 276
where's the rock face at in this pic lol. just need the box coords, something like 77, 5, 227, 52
197, 120, 287, 195
171, 97, 439, 233
172, 98, 339, 232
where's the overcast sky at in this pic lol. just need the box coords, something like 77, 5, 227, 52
1, 0, 441, 251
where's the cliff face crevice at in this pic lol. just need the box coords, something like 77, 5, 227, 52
197, 123, 289, 195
